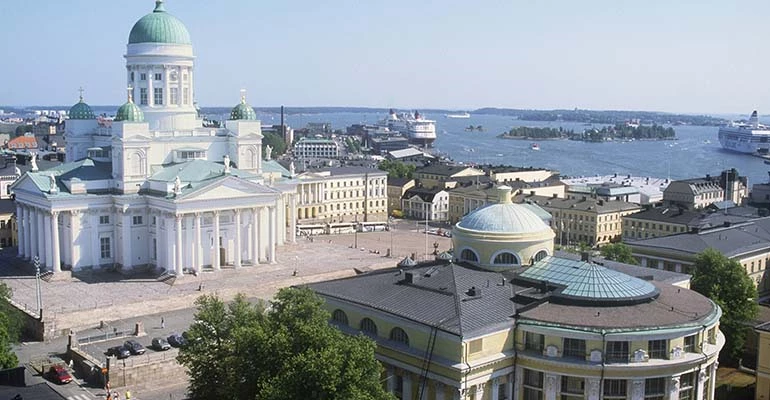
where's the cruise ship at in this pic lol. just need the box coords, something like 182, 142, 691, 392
445, 111, 471, 119
718, 110, 770, 154
381, 109, 437, 147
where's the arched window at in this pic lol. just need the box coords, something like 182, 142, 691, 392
244, 148, 256, 169
130, 152, 144, 176
331, 309, 348, 326
461, 249, 478, 262
493, 252, 519, 265
389, 327, 409, 346
533, 250, 548, 263
360, 318, 378, 336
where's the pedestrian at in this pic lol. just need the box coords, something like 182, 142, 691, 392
161, 317, 165, 329
68, 359, 73, 369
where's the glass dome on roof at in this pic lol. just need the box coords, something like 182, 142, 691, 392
520, 256, 659, 305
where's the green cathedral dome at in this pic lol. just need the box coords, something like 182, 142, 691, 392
128, 1, 191, 45
229, 95, 257, 120
115, 100, 144, 122
69, 97, 95, 120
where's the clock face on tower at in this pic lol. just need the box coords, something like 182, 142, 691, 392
170, 71, 178, 81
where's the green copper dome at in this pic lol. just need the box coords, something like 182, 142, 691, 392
128, 1, 191, 45
69, 97, 95, 120
229, 94, 257, 120
115, 100, 144, 122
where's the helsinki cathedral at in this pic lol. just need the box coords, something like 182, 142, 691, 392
12, 0, 298, 276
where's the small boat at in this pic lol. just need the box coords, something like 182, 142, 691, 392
530, 143, 540, 151
446, 112, 471, 119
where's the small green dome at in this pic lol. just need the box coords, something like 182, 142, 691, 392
69, 97, 95, 120
229, 94, 257, 120
128, 1, 191, 45
115, 100, 144, 122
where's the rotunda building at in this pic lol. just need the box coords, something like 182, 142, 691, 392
452, 185, 554, 270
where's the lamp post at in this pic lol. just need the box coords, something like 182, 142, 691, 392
34, 255, 42, 318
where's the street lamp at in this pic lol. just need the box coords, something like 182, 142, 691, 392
34, 255, 42, 318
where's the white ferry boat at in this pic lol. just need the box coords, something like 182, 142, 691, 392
445, 111, 471, 119
381, 109, 436, 147
718, 110, 770, 154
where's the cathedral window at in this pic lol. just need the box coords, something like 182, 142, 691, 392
183, 88, 189, 105
99, 215, 110, 225
170, 88, 179, 105
100, 237, 111, 259
140, 73, 147, 81
154, 88, 163, 105
140, 88, 148, 105
132, 216, 143, 225
154, 73, 162, 81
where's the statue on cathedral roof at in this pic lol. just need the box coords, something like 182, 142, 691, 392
264, 145, 273, 161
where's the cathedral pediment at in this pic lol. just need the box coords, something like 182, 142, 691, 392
177, 175, 278, 202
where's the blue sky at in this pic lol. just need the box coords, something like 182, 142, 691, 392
1, 0, 768, 113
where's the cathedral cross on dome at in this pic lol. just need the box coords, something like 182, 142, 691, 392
240, 89, 247, 104
78, 86, 84, 101
126, 86, 134, 103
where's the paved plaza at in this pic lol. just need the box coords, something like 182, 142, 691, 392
0, 220, 453, 335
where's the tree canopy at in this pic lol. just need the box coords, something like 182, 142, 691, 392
262, 132, 287, 158
690, 249, 758, 363
0, 283, 19, 369
178, 288, 393, 400
378, 159, 414, 179
599, 243, 638, 265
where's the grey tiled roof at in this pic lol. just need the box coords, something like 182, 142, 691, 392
0, 199, 15, 215
513, 194, 641, 213
415, 164, 480, 177
403, 187, 445, 202
625, 206, 759, 229
627, 217, 770, 258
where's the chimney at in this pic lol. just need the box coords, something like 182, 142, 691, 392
581, 252, 591, 262
403, 272, 418, 284
467, 286, 481, 296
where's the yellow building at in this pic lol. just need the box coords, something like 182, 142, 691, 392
626, 217, 770, 293
294, 167, 388, 226
448, 179, 564, 224
310, 186, 723, 400
755, 323, 770, 400
0, 199, 16, 248
622, 205, 759, 241
388, 177, 416, 215
513, 194, 641, 247
413, 164, 485, 190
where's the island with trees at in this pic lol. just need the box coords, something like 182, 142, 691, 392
498, 123, 676, 142
497, 126, 574, 140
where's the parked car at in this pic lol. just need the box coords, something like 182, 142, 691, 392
167, 333, 187, 348
124, 340, 146, 355
151, 337, 171, 351
46, 365, 72, 384
105, 345, 131, 359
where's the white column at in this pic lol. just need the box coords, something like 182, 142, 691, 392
586, 378, 600, 400
696, 366, 708, 400
51, 211, 61, 273
70, 211, 81, 270
43, 212, 52, 269
175, 214, 183, 276
195, 213, 202, 272
91, 212, 100, 268
165, 214, 174, 272
16, 205, 23, 257
234, 209, 242, 268
268, 206, 276, 263
252, 208, 259, 264
290, 194, 297, 243
631, 379, 645, 400
491, 378, 500, 400
147, 67, 154, 106
668, 375, 680, 400
213, 211, 221, 270
122, 211, 131, 269
23, 206, 31, 259
507, 372, 516, 400
402, 373, 412, 400
257, 207, 265, 262
544, 373, 559, 400
36, 210, 45, 265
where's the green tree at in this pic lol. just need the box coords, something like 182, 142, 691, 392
262, 132, 287, 158
599, 243, 638, 265
178, 288, 393, 400
378, 160, 414, 179
0, 283, 19, 369
690, 248, 758, 363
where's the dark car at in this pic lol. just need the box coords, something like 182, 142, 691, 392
46, 365, 72, 384
151, 337, 171, 351
167, 333, 187, 348
124, 340, 146, 355
106, 345, 131, 359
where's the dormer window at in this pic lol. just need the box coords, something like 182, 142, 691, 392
175, 148, 206, 162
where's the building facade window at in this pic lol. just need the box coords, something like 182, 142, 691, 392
170, 87, 179, 105
603, 379, 627, 400
140, 73, 147, 81
644, 377, 665, 400
533, 250, 548, 262
99, 215, 110, 224
331, 309, 348, 326
563, 338, 586, 359
360, 318, 377, 336
154, 88, 163, 105
183, 87, 189, 105
461, 249, 478, 262
683, 334, 697, 352
679, 372, 695, 400
140, 88, 148, 105
606, 341, 629, 362
561, 376, 584, 399
493, 252, 519, 265
132, 215, 143, 225
523, 369, 543, 400
154, 73, 162, 81
648, 339, 667, 359
100, 237, 111, 259
525, 331, 544, 352
389, 327, 409, 346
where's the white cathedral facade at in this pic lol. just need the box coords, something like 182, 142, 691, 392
12, 0, 297, 276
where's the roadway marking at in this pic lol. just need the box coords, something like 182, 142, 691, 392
67, 395, 94, 400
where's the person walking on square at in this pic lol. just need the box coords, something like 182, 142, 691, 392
161, 317, 165, 329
